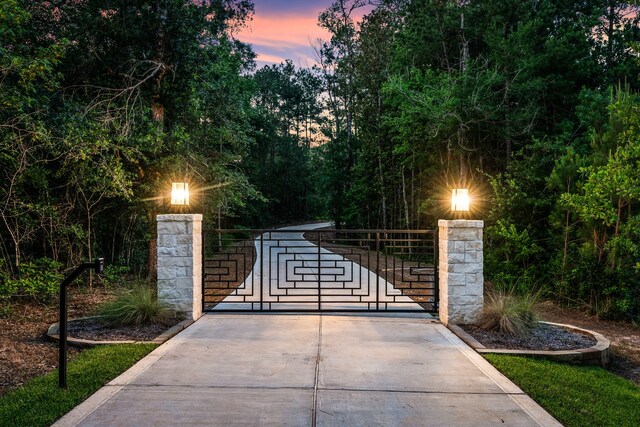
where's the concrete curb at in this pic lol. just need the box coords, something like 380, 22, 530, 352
47, 317, 194, 346
448, 321, 611, 367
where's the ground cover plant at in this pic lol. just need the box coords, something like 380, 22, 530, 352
96, 284, 173, 327
485, 354, 640, 427
480, 289, 540, 336
0, 344, 156, 427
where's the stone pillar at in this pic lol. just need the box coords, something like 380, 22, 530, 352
438, 220, 484, 325
157, 214, 202, 321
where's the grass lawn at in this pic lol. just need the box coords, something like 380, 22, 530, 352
485, 354, 640, 427
0, 344, 156, 427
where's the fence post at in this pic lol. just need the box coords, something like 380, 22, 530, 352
438, 220, 484, 325
157, 214, 203, 321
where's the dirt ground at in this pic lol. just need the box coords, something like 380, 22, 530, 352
538, 301, 640, 385
0, 289, 115, 397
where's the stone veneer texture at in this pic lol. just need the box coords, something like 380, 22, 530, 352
438, 219, 484, 325
157, 214, 202, 321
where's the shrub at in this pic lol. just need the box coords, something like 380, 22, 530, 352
100, 264, 131, 287
0, 301, 12, 318
484, 220, 545, 293
0, 258, 63, 301
481, 289, 540, 337
97, 284, 173, 327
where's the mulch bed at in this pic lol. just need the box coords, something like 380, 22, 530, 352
66, 317, 177, 342
0, 289, 115, 397
460, 323, 597, 351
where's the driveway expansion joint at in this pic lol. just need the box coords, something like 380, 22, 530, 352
316, 387, 527, 396
311, 315, 323, 427
109, 384, 315, 391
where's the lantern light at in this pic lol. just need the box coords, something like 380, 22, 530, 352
171, 182, 190, 206
451, 188, 470, 212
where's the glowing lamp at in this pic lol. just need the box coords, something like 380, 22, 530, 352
451, 188, 470, 212
171, 182, 190, 206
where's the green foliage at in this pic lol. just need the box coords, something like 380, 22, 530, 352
481, 289, 540, 336
100, 265, 131, 287
0, 258, 63, 301
557, 87, 640, 320
0, 344, 156, 427
0, 0, 262, 276
0, 302, 12, 318
97, 285, 173, 327
485, 355, 640, 427
243, 61, 323, 225
485, 220, 544, 292
1, 0, 640, 325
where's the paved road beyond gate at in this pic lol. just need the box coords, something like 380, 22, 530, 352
202, 223, 437, 313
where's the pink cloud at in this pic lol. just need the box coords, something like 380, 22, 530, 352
255, 52, 288, 64
239, 13, 330, 49
238, 3, 375, 68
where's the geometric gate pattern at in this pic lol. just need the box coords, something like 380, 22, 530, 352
202, 228, 437, 313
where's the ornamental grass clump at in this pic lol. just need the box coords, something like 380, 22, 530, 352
480, 289, 540, 337
97, 285, 173, 327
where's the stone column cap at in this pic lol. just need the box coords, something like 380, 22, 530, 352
157, 214, 203, 222
438, 219, 484, 228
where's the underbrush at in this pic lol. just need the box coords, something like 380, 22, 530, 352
0, 258, 63, 302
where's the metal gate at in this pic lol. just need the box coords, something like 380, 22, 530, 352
202, 228, 438, 313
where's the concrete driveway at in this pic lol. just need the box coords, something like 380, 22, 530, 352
55, 313, 560, 426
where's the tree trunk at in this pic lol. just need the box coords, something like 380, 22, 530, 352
402, 167, 410, 230
87, 206, 93, 288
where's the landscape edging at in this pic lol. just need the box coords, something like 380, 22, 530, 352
47, 317, 194, 347
448, 321, 610, 367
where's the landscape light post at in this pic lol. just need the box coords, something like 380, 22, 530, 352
59, 258, 104, 388
157, 181, 203, 321
438, 187, 484, 325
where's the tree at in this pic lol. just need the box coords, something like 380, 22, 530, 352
0, 0, 65, 269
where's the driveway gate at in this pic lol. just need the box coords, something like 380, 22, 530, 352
202, 228, 437, 313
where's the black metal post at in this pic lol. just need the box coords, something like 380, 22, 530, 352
59, 258, 104, 388
317, 233, 322, 311
376, 232, 380, 311
201, 229, 206, 312
434, 229, 439, 312
260, 233, 264, 311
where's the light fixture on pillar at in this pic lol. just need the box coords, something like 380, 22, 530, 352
451, 188, 470, 212
171, 182, 190, 207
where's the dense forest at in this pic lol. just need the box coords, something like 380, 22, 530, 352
2, 0, 640, 321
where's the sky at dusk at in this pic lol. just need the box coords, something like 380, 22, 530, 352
237, 0, 359, 69
238, 0, 330, 69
